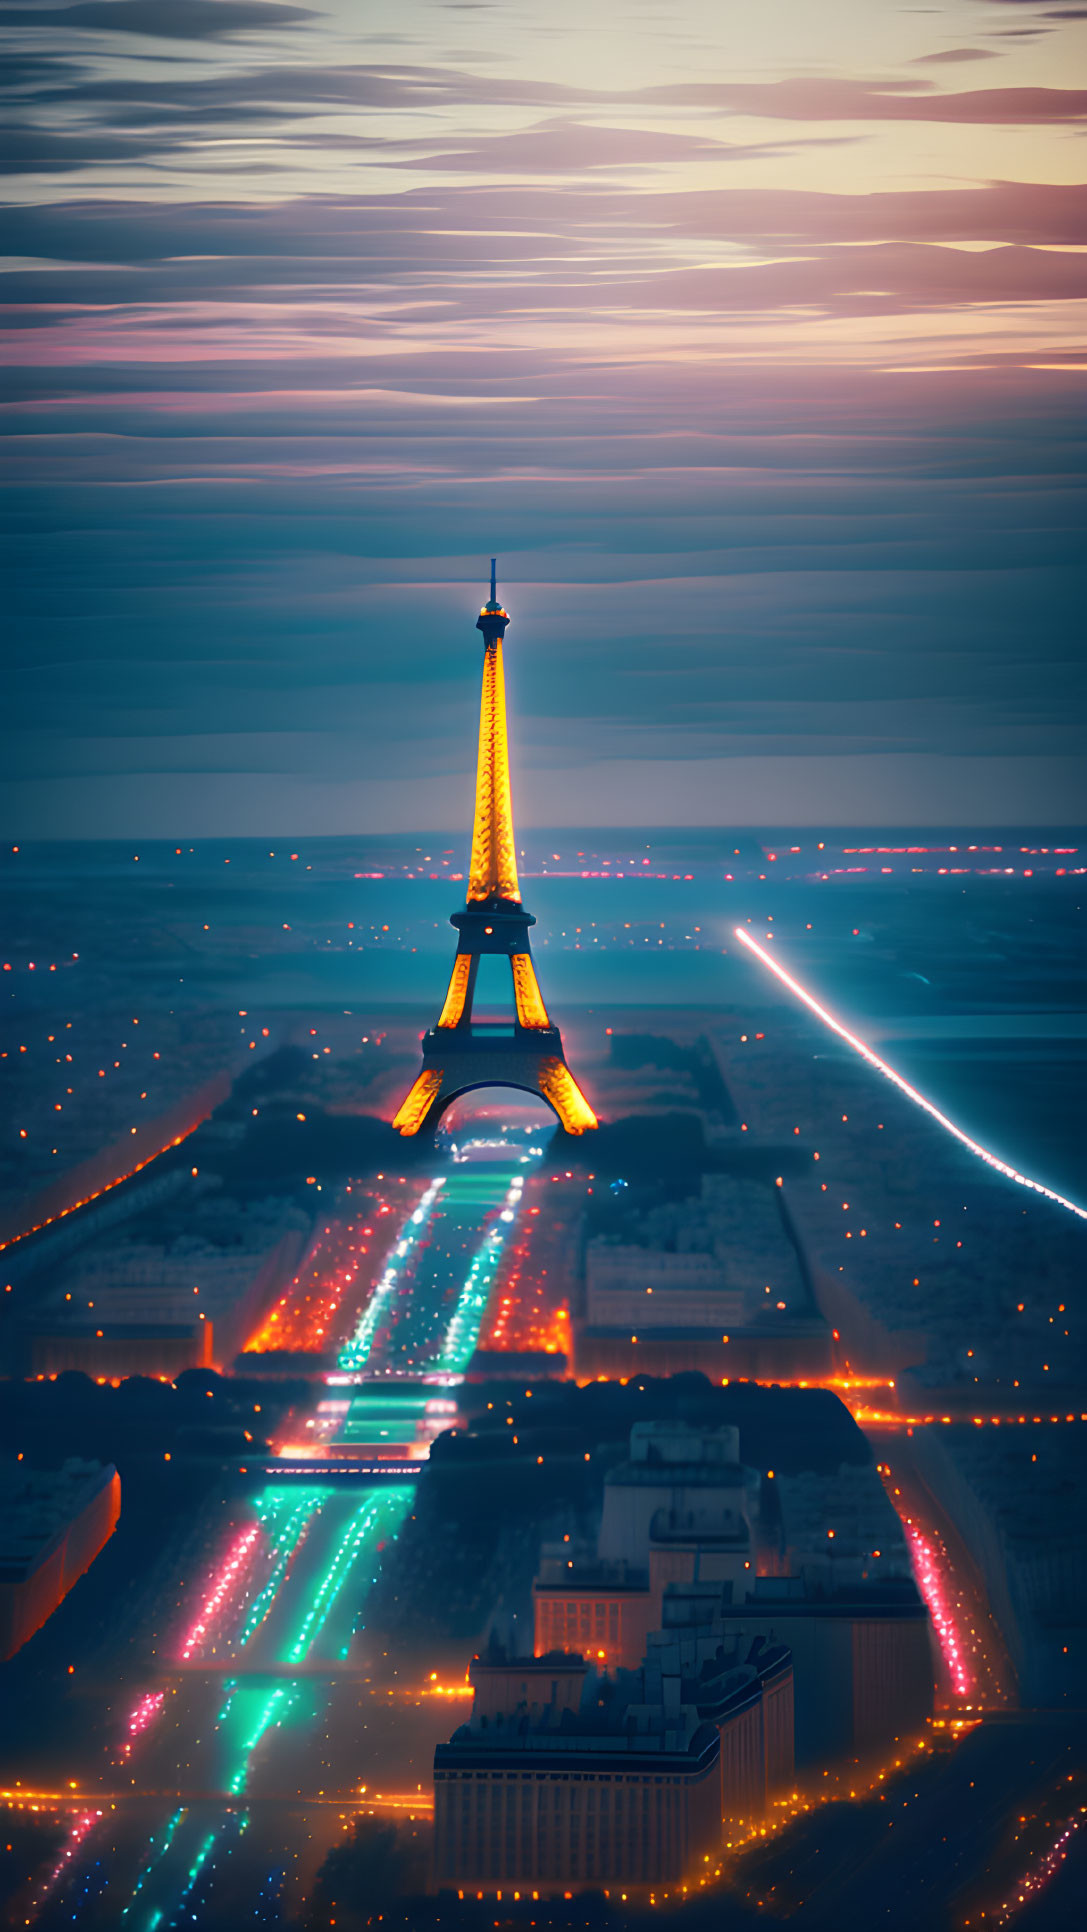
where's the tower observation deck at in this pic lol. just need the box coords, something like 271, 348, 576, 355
392, 563, 598, 1138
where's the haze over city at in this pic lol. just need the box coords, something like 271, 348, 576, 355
2, 2, 1086, 1930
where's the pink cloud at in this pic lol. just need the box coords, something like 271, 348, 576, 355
640, 76, 1087, 124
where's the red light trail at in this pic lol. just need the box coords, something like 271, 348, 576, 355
178, 1521, 261, 1661
481, 1187, 571, 1356
245, 1183, 421, 1355
0, 1121, 210, 1254
21, 1808, 102, 1920
118, 1689, 165, 1760
732, 927, 1087, 1221
901, 1518, 971, 1699
986, 1811, 1083, 1925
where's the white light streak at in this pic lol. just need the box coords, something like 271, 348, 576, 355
733, 926, 1087, 1222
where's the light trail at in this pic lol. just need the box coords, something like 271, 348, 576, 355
988, 1810, 1083, 1925
282, 1487, 412, 1664
120, 1806, 186, 1921
178, 1522, 261, 1661
434, 1174, 524, 1373
227, 1686, 296, 1795
337, 1178, 445, 1372
849, 1409, 1087, 1430
0, 1077, 228, 1253
0, 1790, 103, 1808
244, 1191, 390, 1354
119, 1689, 166, 1761
902, 1518, 972, 1698
732, 927, 1087, 1221
355, 1790, 435, 1813
233, 1490, 327, 1650
482, 1183, 571, 1356
166, 1824, 219, 1925
21, 1807, 102, 1920
878, 1459, 1014, 1709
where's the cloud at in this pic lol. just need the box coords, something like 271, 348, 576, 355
0, 0, 312, 39
911, 48, 999, 65
2, 14, 1084, 832
381, 119, 789, 174
10, 58, 1087, 131
3, 179, 1086, 315
639, 76, 1087, 124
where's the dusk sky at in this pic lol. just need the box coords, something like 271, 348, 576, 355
4, 0, 1086, 837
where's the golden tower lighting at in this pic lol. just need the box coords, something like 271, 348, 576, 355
393, 562, 598, 1138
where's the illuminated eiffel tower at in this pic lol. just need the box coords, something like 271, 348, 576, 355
393, 563, 598, 1138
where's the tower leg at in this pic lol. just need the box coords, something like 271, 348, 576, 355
537, 1057, 597, 1134
393, 1067, 445, 1136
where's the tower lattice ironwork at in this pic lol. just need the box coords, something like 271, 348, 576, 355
393, 563, 598, 1138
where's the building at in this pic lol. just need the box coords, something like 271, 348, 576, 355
663, 1573, 934, 1765
585, 1245, 744, 1331
469, 1642, 589, 1725
28, 1319, 213, 1381
41, 1214, 308, 1369
533, 1423, 756, 1668
435, 1623, 793, 1890
573, 1324, 833, 1381
574, 1172, 834, 1381
768, 1463, 912, 1587
0, 1459, 121, 1659
596, 1421, 756, 1561
641, 1624, 794, 1825
533, 1555, 654, 1672
434, 1654, 720, 1890
533, 1420, 931, 1769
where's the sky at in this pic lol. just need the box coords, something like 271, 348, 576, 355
3, 0, 1086, 837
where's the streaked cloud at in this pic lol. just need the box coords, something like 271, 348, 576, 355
2, 0, 1085, 832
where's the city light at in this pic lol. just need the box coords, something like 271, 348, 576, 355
436, 1175, 525, 1373
21, 1807, 102, 1919
227, 1686, 295, 1794
337, 1179, 445, 1370
283, 1487, 412, 1664
119, 1688, 166, 1758
733, 927, 1087, 1220
120, 1806, 186, 1919
985, 1809, 1083, 1925
178, 1521, 261, 1661
234, 1489, 328, 1649
901, 1518, 971, 1699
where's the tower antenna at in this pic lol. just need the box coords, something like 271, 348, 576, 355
490, 557, 497, 606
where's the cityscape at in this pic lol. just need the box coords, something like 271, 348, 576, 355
1, 567, 1083, 1927
3, 0, 1086, 1927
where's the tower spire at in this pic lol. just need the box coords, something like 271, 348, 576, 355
391, 563, 598, 1139
468, 557, 519, 904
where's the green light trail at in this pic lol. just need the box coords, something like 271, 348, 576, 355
233, 1489, 328, 1649
337, 1177, 444, 1370
226, 1684, 298, 1794
120, 1806, 186, 1921
168, 1826, 219, 1922
282, 1487, 413, 1664
431, 1171, 524, 1373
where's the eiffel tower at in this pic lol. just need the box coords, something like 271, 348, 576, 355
393, 563, 598, 1138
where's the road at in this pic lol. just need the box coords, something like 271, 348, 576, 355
18, 1149, 533, 1929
